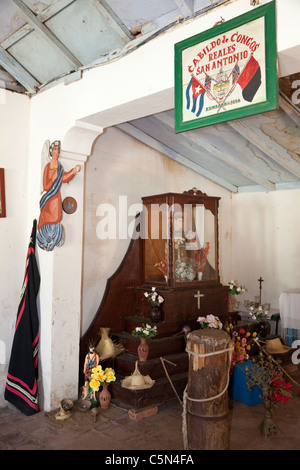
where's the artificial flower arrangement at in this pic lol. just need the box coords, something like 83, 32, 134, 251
271, 374, 294, 406
144, 287, 164, 307
245, 354, 293, 407
132, 323, 158, 339
155, 258, 168, 278
228, 280, 245, 295
249, 305, 269, 322
175, 259, 197, 281
90, 365, 116, 392
195, 242, 210, 274
197, 314, 223, 329
226, 325, 258, 371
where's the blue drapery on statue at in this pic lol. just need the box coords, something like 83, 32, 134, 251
37, 162, 64, 251
37, 223, 64, 251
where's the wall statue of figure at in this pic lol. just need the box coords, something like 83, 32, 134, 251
37, 140, 81, 251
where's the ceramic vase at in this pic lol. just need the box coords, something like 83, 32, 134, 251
150, 306, 161, 323
228, 293, 235, 312
99, 385, 111, 409
138, 337, 149, 362
258, 321, 271, 338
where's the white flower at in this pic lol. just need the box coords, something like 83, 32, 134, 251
206, 315, 215, 322
144, 288, 164, 306
197, 314, 222, 329
197, 316, 206, 323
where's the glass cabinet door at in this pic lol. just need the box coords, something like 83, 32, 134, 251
143, 200, 170, 284
172, 203, 216, 284
142, 193, 219, 287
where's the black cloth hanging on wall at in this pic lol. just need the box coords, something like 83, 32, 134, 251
5, 219, 41, 415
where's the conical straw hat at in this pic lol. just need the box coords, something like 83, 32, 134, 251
121, 361, 155, 390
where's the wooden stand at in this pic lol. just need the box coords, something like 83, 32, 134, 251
183, 329, 232, 450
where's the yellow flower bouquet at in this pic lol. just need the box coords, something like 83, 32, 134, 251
90, 365, 116, 391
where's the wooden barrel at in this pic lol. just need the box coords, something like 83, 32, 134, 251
183, 328, 233, 450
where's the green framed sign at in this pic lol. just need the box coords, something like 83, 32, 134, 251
174, 1, 277, 132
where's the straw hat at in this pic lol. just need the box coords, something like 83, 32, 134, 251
96, 327, 124, 361
265, 338, 290, 354
121, 361, 155, 390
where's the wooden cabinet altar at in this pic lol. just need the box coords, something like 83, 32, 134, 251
138, 189, 228, 320
80, 189, 230, 410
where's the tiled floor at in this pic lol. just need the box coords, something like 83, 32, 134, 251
0, 390, 300, 452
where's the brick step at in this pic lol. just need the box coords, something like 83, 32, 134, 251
111, 330, 186, 359
110, 372, 188, 410
114, 351, 188, 380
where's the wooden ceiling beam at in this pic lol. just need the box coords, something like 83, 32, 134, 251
2, 0, 75, 49
154, 113, 276, 191
8, 0, 82, 69
91, 0, 133, 42
228, 117, 300, 178
172, 0, 194, 16
0, 45, 39, 93
279, 94, 300, 128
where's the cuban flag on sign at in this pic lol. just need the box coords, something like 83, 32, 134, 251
186, 76, 206, 117
232, 63, 240, 84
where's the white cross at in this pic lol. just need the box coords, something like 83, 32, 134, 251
194, 290, 204, 310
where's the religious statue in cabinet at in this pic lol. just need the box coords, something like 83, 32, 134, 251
136, 189, 228, 323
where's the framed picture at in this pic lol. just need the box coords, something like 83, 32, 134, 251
0, 168, 6, 218
174, 1, 277, 132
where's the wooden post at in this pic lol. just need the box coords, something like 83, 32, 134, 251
183, 329, 233, 450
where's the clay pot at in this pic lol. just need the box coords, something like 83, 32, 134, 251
137, 337, 149, 362
228, 293, 235, 312
99, 385, 111, 409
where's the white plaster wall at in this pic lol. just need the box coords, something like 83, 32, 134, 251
231, 189, 300, 309
1, 0, 298, 411
0, 90, 30, 406
82, 127, 232, 334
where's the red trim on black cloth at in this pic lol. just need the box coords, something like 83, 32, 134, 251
5, 220, 40, 415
